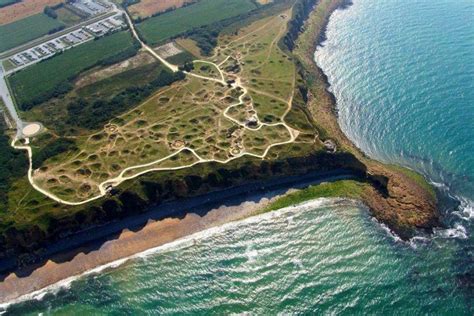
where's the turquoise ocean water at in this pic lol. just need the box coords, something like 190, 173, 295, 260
3, 0, 474, 314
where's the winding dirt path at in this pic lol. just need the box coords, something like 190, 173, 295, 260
11, 10, 299, 206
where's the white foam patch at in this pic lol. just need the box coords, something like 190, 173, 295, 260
377, 221, 403, 243
456, 197, 474, 221
0, 197, 357, 312
434, 223, 468, 240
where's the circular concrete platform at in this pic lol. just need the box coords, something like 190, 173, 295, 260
22, 123, 42, 137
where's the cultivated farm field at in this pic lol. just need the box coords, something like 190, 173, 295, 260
0, 0, 63, 25
136, 0, 257, 45
0, 13, 64, 52
128, 0, 196, 19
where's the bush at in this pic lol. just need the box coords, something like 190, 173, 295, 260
44, 6, 58, 19
0, 131, 28, 211
32, 138, 78, 168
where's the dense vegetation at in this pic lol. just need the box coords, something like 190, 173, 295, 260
0, 13, 65, 52
166, 51, 194, 66
9, 32, 140, 110
43, 6, 58, 19
0, 126, 28, 212
263, 180, 365, 212
32, 138, 77, 169
136, 0, 257, 45
67, 70, 185, 129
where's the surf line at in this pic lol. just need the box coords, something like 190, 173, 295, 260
0, 197, 358, 311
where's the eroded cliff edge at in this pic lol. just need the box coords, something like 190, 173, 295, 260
291, 0, 439, 238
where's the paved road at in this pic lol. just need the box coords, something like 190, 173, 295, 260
0, 64, 23, 136
0, 10, 119, 60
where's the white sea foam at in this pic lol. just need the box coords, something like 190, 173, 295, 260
377, 221, 403, 243
0, 197, 355, 312
434, 223, 468, 240
455, 197, 474, 221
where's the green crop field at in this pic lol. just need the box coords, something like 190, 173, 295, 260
9, 31, 137, 109
136, 0, 257, 45
0, 13, 64, 53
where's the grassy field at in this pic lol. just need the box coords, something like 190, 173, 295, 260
22, 10, 310, 203
136, 0, 257, 45
166, 51, 194, 65
261, 180, 366, 213
24, 60, 169, 131
9, 31, 137, 109
0, 13, 64, 52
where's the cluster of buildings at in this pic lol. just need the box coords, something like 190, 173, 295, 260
7, 15, 126, 71
70, 0, 111, 16
85, 16, 125, 36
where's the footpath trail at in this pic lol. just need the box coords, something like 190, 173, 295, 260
10, 10, 300, 206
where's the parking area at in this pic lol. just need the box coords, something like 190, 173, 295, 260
5, 14, 126, 73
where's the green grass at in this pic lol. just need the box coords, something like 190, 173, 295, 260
166, 51, 194, 66
9, 31, 137, 108
262, 180, 366, 213
0, 13, 65, 53
137, 0, 257, 45
2, 59, 16, 72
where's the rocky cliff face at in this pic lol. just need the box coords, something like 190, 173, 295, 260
293, 0, 439, 239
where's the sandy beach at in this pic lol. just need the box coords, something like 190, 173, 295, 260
0, 192, 287, 305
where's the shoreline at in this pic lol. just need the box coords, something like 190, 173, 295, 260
0, 169, 356, 277
0, 171, 357, 305
0, 196, 363, 310
0, 192, 274, 306
294, 0, 439, 237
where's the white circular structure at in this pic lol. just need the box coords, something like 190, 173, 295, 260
22, 123, 41, 137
